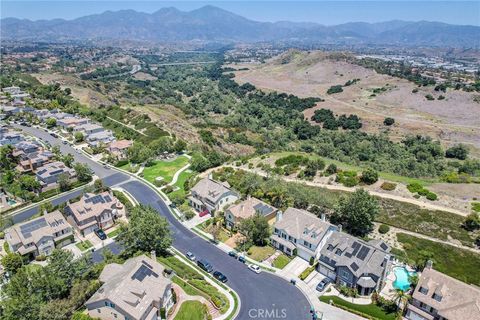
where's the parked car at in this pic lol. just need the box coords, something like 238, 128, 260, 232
228, 251, 238, 258
248, 264, 261, 274
238, 256, 246, 263
197, 259, 213, 273
62, 140, 68, 145
199, 210, 210, 217
186, 252, 196, 261
50, 132, 58, 138
213, 271, 228, 283
315, 278, 332, 292
94, 229, 107, 240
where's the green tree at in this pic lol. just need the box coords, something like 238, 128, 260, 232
173, 139, 187, 153
360, 168, 379, 185
73, 132, 84, 143
127, 142, 153, 164
58, 173, 71, 192
117, 205, 172, 256
45, 117, 57, 128
445, 144, 468, 160
237, 213, 271, 246
93, 179, 105, 192
383, 117, 395, 126
73, 163, 92, 183
62, 153, 75, 168
464, 213, 480, 231
330, 189, 379, 237
1, 253, 24, 275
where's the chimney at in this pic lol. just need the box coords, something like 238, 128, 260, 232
276, 210, 283, 222
321, 213, 326, 222
426, 260, 433, 269
208, 173, 213, 180
338, 224, 342, 233
151, 250, 156, 261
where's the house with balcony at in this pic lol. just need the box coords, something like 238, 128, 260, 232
107, 139, 132, 160
57, 116, 90, 130
225, 196, 277, 229
4, 210, 73, 258
188, 176, 239, 215
0, 131, 24, 146
406, 261, 480, 320
270, 208, 337, 261
86, 130, 115, 147
16, 150, 54, 173
85, 254, 175, 320
65, 191, 124, 236
74, 123, 105, 135
317, 233, 392, 296
13, 140, 42, 157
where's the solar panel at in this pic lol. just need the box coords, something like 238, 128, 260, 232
20, 218, 48, 238
131, 264, 159, 281
357, 246, 371, 261
104, 196, 112, 202
351, 241, 361, 256
380, 243, 389, 251
350, 262, 359, 271
253, 203, 273, 216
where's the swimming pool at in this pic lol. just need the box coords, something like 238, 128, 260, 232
7, 199, 17, 206
393, 267, 415, 291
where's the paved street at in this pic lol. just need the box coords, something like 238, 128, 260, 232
9, 125, 315, 320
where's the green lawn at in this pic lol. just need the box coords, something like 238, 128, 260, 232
320, 296, 397, 320
143, 156, 189, 184
172, 276, 202, 296
75, 240, 93, 251
174, 301, 208, 320
107, 228, 121, 238
118, 162, 140, 174
272, 254, 292, 269
396, 233, 480, 286
247, 245, 275, 262
169, 170, 196, 198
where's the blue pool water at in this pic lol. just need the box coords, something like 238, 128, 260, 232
393, 267, 415, 291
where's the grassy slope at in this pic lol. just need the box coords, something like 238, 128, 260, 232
143, 156, 189, 184
174, 301, 207, 320
319, 296, 396, 320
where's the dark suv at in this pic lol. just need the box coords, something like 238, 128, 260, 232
197, 259, 214, 273
94, 229, 107, 240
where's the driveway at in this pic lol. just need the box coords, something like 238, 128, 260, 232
278, 256, 310, 279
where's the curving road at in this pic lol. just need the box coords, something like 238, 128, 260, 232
9, 124, 312, 320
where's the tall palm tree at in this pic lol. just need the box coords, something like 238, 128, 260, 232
393, 289, 410, 311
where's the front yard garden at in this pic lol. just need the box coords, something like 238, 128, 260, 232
75, 240, 93, 251
319, 296, 397, 320
247, 245, 275, 262
174, 300, 209, 320
272, 254, 292, 269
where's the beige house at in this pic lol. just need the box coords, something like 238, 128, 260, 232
270, 208, 337, 261
65, 191, 124, 236
108, 139, 133, 160
5, 210, 73, 257
224, 196, 277, 229
406, 262, 480, 320
188, 176, 239, 214
86, 254, 174, 320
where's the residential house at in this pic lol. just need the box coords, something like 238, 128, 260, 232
74, 123, 105, 135
86, 131, 115, 147
85, 254, 174, 320
188, 176, 239, 214
270, 208, 337, 261
13, 140, 42, 157
16, 150, 54, 173
225, 196, 277, 229
0, 105, 21, 116
2, 86, 30, 100
107, 139, 132, 160
65, 191, 124, 236
57, 117, 90, 130
5, 210, 73, 257
406, 261, 480, 320
35, 161, 76, 190
0, 131, 24, 146
317, 233, 392, 296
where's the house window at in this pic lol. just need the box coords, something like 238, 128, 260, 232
335, 249, 342, 256
419, 287, 428, 295
432, 293, 442, 302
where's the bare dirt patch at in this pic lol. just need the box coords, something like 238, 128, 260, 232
133, 72, 157, 81
230, 50, 480, 154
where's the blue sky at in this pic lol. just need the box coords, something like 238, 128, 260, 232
2, 1, 479, 26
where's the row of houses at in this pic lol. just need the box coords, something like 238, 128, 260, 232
4, 191, 124, 258
187, 176, 480, 319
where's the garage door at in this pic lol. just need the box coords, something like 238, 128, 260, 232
297, 248, 312, 261
318, 264, 336, 280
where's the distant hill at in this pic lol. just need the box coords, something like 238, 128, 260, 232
2, 5, 479, 48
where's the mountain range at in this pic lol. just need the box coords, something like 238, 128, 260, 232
2, 5, 479, 47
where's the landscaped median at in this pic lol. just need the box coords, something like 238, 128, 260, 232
160, 248, 240, 320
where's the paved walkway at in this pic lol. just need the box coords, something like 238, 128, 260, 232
168, 163, 191, 186
278, 256, 309, 279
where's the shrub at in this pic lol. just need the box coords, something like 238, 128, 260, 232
35, 255, 47, 261
327, 85, 344, 94
425, 94, 434, 101
184, 210, 195, 220
472, 202, 480, 213
154, 179, 167, 187
407, 183, 424, 194
426, 192, 438, 201
338, 285, 358, 298
378, 224, 390, 234
275, 154, 309, 167
360, 168, 379, 185
380, 182, 396, 191
326, 163, 338, 175
412, 88, 419, 93
0, 231, 4, 239
163, 185, 174, 194
383, 117, 395, 126
336, 171, 359, 187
